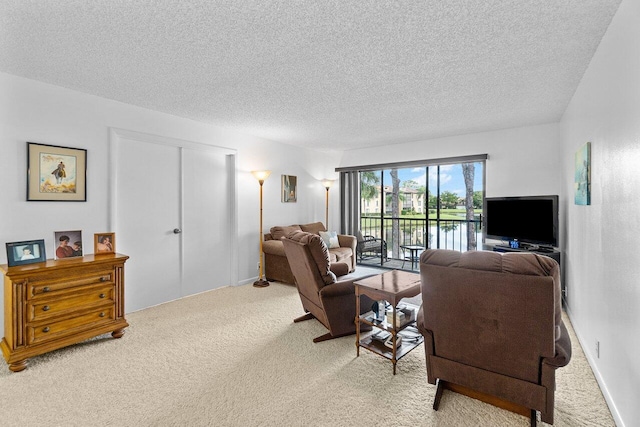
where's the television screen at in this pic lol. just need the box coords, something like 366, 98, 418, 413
484, 195, 558, 247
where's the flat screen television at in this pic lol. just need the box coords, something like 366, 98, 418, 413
484, 195, 559, 248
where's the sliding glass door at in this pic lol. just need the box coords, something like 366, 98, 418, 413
351, 158, 485, 270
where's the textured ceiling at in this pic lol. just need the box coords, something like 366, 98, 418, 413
0, 0, 622, 151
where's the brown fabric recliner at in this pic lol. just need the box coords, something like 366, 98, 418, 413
282, 230, 374, 343
416, 249, 571, 426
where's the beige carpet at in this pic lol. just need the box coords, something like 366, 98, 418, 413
0, 281, 614, 427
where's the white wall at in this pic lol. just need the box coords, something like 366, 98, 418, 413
0, 72, 342, 333
560, 0, 640, 425
340, 122, 563, 199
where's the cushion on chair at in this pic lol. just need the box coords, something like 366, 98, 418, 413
329, 247, 353, 263
300, 222, 326, 235
319, 231, 340, 248
285, 230, 336, 285
270, 225, 302, 240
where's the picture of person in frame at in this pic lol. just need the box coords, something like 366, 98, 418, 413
54, 230, 83, 259
20, 246, 35, 260
5, 240, 46, 267
96, 235, 114, 253
72, 241, 83, 257
56, 235, 74, 258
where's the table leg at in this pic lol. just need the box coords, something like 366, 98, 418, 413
392, 306, 397, 375
355, 286, 360, 357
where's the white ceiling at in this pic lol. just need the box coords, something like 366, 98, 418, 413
0, 0, 622, 152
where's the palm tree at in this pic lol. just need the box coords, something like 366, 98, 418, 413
462, 163, 476, 250
360, 171, 380, 202
390, 169, 400, 258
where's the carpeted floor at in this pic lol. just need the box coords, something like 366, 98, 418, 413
0, 280, 614, 426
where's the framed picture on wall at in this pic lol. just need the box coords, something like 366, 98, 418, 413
94, 232, 115, 254
574, 142, 591, 205
5, 239, 46, 267
54, 230, 83, 259
282, 175, 297, 203
27, 142, 87, 201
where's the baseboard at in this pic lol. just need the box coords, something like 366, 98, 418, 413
564, 306, 625, 427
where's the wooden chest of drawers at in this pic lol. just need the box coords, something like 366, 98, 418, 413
1, 253, 128, 372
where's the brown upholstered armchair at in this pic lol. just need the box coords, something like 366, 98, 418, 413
282, 231, 375, 343
416, 249, 571, 426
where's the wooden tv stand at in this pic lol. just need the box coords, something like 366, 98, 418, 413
486, 243, 561, 265
1, 254, 129, 372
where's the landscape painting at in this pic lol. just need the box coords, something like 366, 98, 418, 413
575, 142, 591, 206
27, 142, 87, 201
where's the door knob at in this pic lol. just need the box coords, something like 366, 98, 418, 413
173, 228, 182, 234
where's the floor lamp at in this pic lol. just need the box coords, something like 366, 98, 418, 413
322, 179, 334, 229
252, 170, 271, 288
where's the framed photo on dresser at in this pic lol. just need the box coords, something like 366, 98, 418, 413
5, 239, 46, 267
94, 232, 115, 254
54, 230, 83, 259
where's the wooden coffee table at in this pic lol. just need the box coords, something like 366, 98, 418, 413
354, 270, 423, 374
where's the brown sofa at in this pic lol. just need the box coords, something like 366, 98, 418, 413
417, 249, 571, 426
262, 222, 357, 284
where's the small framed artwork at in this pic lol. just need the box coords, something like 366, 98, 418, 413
27, 142, 87, 201
575, 142, 591, 205
54, 230, 83, 259
281, 175, 297, 203
5, 239, 47, 267
94, 232, 115, 254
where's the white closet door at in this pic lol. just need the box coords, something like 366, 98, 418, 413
182, 147, 231, 294
112, 130, 235, 313
114, 138, 182, 311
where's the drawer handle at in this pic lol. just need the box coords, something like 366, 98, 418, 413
43, 327, 50, 333
43, 286, 50, 292
42, 305, 50, 311
100, 277, 108, 282
99, 293, 106, 299
99, 312, 106, 318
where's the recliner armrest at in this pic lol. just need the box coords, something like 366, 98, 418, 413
329, 262, 350, 277
319, 280, 357, 298
543, 321, 572, 368
262, 239, 285, 256
337, 234, 357, 250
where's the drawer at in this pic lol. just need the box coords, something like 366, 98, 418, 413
27, 284, 114, 322
27, 270, 114, 299
27, 307, 115, 345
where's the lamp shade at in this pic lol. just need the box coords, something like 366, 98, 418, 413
321, 179, 334, 189
251, 170, 272, 181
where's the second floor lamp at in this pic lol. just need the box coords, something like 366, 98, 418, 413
322, 179, 334, 229
252, 170, 271, 288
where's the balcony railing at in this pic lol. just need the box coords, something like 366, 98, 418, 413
359, 215, 482, 269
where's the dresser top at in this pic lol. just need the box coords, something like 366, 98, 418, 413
1, 253, 129, 276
